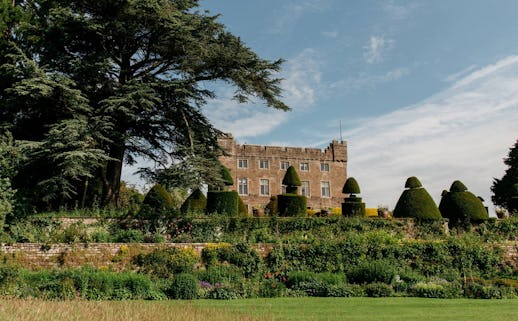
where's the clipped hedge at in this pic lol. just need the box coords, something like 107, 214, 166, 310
180, 189, 207, 215
393, 177, 442, 220
440, 180, 488, 223
278, 194, 307, 217
342, 196, 366, 217
206, 191, 238, 216
139, 184, 176, 220
282, 166, 301, 194
343, 177, 361, 194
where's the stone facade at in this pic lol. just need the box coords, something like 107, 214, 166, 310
218, 134, 347, 213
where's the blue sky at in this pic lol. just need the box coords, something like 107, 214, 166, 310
124, 1, 518, 211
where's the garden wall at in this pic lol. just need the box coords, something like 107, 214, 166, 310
0, 242, 515, 270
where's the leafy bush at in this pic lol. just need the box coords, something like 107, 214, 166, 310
265, 196, 278, 216
201, 243, 260, 278
364, 282, 394, 297
206, 191, 238, 216
205, 285, 241, 300
133, 247, 199, 278
277, 194, 307, 216
238, 196, 248, 216
168, 273, 198, 299
113, 229, 144, 243
393, 177, 442, 220
347, 260, 397, 284
180, 189, 206, 215
412, 282, 448, 298
259, 278, 286, 298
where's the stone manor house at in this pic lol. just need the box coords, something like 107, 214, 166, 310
218, 134, 348, 213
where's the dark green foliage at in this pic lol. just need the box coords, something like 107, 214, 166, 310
221, 167, 233, 187
342, 177, 360, 195
2, 0, 288, 210
139, 184, 176, 220
265, 196, 278, 216
282, 166, 301, 194
405, 176, 422, 189
393, 177, 442, 220
277, 194, 307, 216
492, 140, 518, 214
180, 189, 207, 215
364, 283, 394, 297
168, 273, 198, 300
342, 200, 366, 217
206, 191, 238, 216
133, 248, 198, 279
201, 243, 261, 278
238, 196, 248, 216
450, 180, 468, 192
347, 260, 397, 284
440, 181, 489, 223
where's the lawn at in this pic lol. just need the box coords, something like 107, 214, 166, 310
0, 298, 516, 321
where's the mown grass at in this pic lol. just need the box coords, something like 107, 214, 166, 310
0, 298, 516, 321
197, 297, 518, 321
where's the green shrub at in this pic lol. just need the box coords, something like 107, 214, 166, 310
133, 247, 199, 278
205, 285, 241, 300
342, 196, 366, 217
114, 229, 144, 243
180, 189, 207, 215
440, 180, 489, 223
347, 260, 397, 284
393, 177, 442, 220
197, 265, 243, 286
282, 166, 301, 194
364, 283, 394, 297
342, 177, 361, 195
259, 278, 286, 298
412, 282, 448, 298
139, 184, 176, 220
238, 196, 248, 216
278, 194, 307, 216
265, 196, 278, 216
168, 273, 198, 299
206, 191, 238, 216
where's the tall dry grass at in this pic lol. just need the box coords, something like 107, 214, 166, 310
0, 299, 272, 321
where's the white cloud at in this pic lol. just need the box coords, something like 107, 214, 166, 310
363, 36, 394, 64
340, 56, 518, 213
203, 48, 322, 140
330, 67, 409, 91
383, 1, 421, 20
271, 0, 333, 34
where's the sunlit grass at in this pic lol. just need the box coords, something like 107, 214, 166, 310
0, 298, 517, 321
0, 299, 267, 321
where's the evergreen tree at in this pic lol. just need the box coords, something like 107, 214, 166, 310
1, 0, 288, 210
491, 139, 518, 214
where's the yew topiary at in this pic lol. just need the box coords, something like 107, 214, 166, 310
277, 194, 307, 216
139, 184, 176, 220
282, 166, 301, 194
342, 177, 365, 216
342, 177, 360, 195
180, 189, 207, 215
206, 190, 238, 216
393, 177, 442, 220
439, 180, 488, 223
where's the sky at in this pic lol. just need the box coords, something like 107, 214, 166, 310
123, 0, 518, 212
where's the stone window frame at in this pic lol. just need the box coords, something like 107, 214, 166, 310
259, 159, 269, 169
301, 181, 310, 197
238, 159, 248, 169
280, 161, 290, 170
238, 177, 248, 195
321, 181, 331, 198
259, 178, 270, 196
300, 162, 309, 171
320, 162, 330, 172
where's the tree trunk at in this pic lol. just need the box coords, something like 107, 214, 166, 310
102, 142, 125, 206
